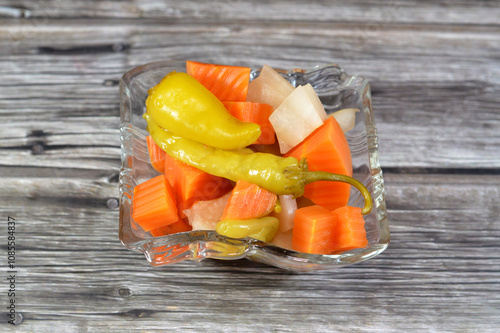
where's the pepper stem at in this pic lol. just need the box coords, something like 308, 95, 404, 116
303, 171, 373, 215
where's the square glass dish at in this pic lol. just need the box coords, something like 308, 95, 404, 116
119, 60, 389, 271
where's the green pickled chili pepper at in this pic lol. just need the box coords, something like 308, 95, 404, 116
146, 113, 303, 193
216, 216, 280, 242
146, 71, 261, 150
145, 114, 373, 215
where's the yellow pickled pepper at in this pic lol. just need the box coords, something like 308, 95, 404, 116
146, 71, 261, 150
216, 216, 280, 243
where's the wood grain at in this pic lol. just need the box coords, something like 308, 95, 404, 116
0, 0, 499, 331
0, 174, 499, 332
1, 0, 500, 25
1, 20, 499, 169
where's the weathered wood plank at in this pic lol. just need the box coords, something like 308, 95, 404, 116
1, 0, 499, 25
2, 20, 500, 81
1, 21, 500, 170
0, 174, 498, 331
1, 2, 500, 331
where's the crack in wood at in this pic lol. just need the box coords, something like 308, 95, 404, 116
37, 43, 130, 55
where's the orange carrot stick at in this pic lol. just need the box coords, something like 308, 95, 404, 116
285, 116, 352, 211
331, 206, 368, 252
132, 175, 179, 232
186, 61, 251, 102
291, 205, 337, 255
146, 135, 166, 173
164, 152, 232, 215
178, 162, 233, 211
221, 180, 277, 220
222, 101, 275, 145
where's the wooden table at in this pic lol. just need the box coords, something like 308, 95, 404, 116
1, 1, 499, 331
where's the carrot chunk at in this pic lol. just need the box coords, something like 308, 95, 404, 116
291, 205, 336, 254
186, 61, 251, 102
146, 135, 166, 173
222, 101, 275, 145
150, 219, 192, 237
179, 162, 232, 211
285, 116, 352, 211
221, 181, 277, 220
331, 206, 368, 252
132, 175, 179, 232
164, 153, 232, 215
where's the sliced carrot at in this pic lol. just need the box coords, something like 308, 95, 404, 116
178, 162, 233, 211
132, 175, 179, 232
221, 180, 277, 220
291, 205, 336, 255
164, 153, 232, 215
146, 135, 166, 173
331, 206, 368, 252
186, 60, 251, 102
222, 101, 275, 145
285, 116, 352, 211
150, 219, 192, 237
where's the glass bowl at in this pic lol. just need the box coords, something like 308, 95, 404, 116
119, 60, 389, 272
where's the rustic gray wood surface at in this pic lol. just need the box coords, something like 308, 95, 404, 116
1, 1, 499, 332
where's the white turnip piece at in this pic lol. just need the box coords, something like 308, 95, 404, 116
269, 84, 328, 154
246, 65, 294, 110
273, 194, 298, 232
271, 229, 294, 250
331, 108, 359, 133
184, 192, 231, 230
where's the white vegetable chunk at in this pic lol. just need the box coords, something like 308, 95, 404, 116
183, 192, 231, 230
273, 194, 297, 233
302, 84, 328, 122
246, 64, 294, 110
269, 84, 328, 154
271, 229, 294, 250
331, 108, 359, 133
